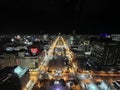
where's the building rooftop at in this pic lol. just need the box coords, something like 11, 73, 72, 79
14, 66, 29, 78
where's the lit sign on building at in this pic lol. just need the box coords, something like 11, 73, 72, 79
30, 48, 39, 55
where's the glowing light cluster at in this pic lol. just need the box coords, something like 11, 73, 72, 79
31, 48, 39, 54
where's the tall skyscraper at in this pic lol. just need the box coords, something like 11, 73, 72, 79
102, 41, 120, 66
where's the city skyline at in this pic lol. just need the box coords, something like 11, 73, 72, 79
0, 34, 120, 90
0, 1, 120, 89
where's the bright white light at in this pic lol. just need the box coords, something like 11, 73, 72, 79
85, 51, 91, 55
54, 81, 59, 85
11, 38, 14, 42
16, 35, 21, 40
6, 47, 14, 51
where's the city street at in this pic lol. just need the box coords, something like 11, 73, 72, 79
22, 35, 120, 90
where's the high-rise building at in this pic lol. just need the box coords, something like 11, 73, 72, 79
102, 42, 120, 66
14, 66, 29, 89
83, 41, 91, 55
0, 66, 29, 90
0, 66, 22, 90
91, 37, 120, 67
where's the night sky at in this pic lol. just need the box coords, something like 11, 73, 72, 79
0, 0, 120, 34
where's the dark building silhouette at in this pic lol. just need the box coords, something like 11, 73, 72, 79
91, 36, 120, 67
0, 66, 22, 90
102, 41, 120, 66
0, 66, 29, 90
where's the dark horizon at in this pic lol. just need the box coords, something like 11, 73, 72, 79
0, 0, 120, 34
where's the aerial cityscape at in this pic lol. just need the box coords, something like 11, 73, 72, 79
0, 33, 120, 90
0, 0, 120, 90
